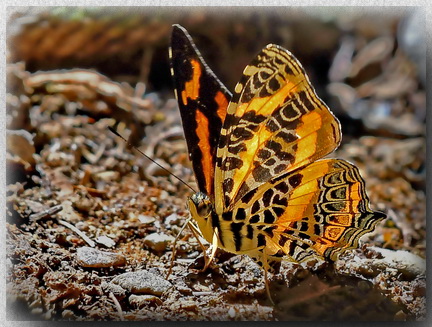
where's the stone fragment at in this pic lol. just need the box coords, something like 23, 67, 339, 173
101, 281, 126, 298
76, 246, 126, 268
111, 270, 172, 296
129, 294, 162, 308
95, 235, 116, 248
143, 232, 175, 253
138, 214, 156, 224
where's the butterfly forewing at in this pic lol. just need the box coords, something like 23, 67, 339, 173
214, 45, 341, 212
170, 24, 232, 197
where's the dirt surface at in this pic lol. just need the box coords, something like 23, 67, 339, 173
6, 7, 426, 321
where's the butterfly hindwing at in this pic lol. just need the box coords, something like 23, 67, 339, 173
218, 159, 385, 264
170, 24, 232, 197
214, 45, 341, 212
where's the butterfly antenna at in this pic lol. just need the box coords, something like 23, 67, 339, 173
108, 127, 196, 193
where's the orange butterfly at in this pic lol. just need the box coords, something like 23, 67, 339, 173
169, 24, 385, 297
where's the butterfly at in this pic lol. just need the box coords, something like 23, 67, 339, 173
169, 24, 385, 285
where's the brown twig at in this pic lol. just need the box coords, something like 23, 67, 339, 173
109, 292, 124, 321
29, 204, 63, 222
58, 219, 95, 247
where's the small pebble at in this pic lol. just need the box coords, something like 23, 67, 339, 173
7, 129, 36, 167
75, 221, 89, 231
73, 197, 94, 212
159, 190, 169, 200
394, 310, 407, 321
29, 299, 42, 309
76, 246, 126, 268
31, 307, 43, 316
143, 232, 175, 253
61, 310, 75, 319
101, 282, 126, 298
44, 310, 52, 320
93, 171, 120, 183
111, 270, 172, 295
176, 285, 193, 295
228, 307, 236, 318
95, 235, 116, 248
164, 213, 179, 226
171, 300, 198, 312
138, 214, 156, 224
129, 294, 162, 308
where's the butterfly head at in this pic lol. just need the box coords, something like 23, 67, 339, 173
188, 192, 214, 243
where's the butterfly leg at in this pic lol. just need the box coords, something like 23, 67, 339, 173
261, 250, 275, 306
166, 216, 192, 279
187, 220, 217, 272
203, 229, 219, 271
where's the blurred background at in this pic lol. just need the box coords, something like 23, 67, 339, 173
7, 6, 426, 143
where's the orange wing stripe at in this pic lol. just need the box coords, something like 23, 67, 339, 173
195, 109, 213, 194
215, 90, 228, 122
181, 59, 202, 105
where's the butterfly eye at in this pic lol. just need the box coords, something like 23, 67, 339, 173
189, 192, 212, 219
196, 201, 212, 218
